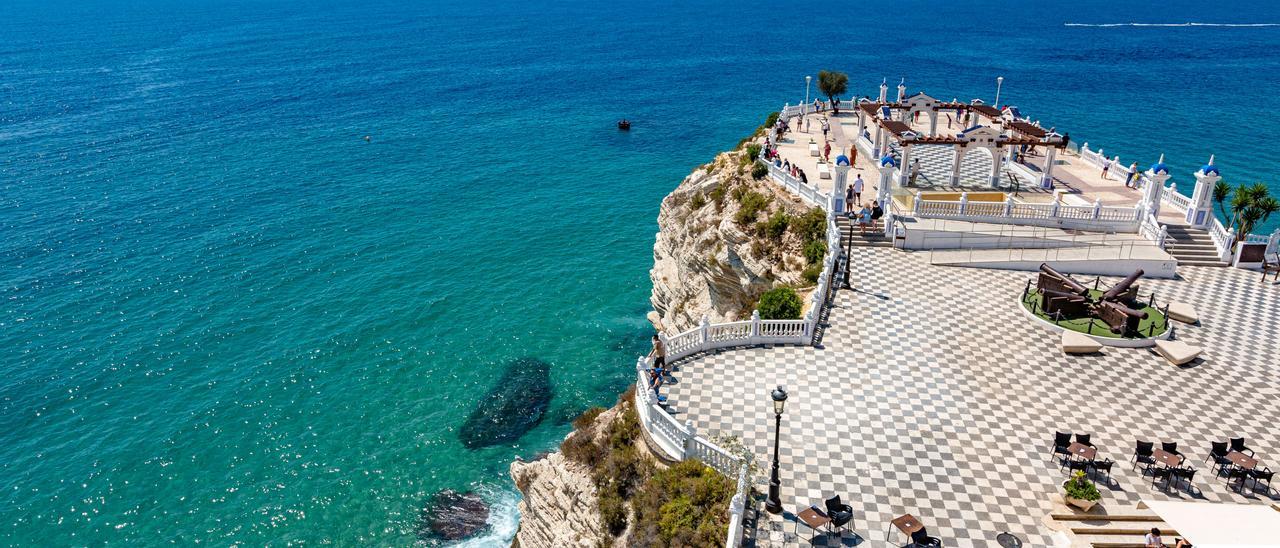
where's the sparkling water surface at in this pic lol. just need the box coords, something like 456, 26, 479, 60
3, 0, 1279, 544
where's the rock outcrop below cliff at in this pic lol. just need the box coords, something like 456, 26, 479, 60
509, 450, 603, 548
649, 141, 821, 332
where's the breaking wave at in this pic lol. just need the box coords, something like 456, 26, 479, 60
448, 487, 520, 548
1065, 22, 1280, 27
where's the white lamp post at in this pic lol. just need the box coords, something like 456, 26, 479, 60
804, 75, 812, 115
995, 76, 1004, 107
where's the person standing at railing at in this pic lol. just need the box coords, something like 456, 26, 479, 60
647, 334, 666, 373
1101, 156, 1113, 180
1124, 162, 1139, 188
909, 158, 921, 186
852, 174, 864, 207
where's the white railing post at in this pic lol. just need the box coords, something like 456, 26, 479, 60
749, 310, 761, 341
682, 420, 697, 459
1157, 225, 1168, 249
1092, 199, 1102, 220
1268, 228, 1280, 255
1051, 200, 1061, 218
958, 192, 969, 215
699, 315, 710, 351
1223, 227, 1237, 262
1004, 194, 1015, 217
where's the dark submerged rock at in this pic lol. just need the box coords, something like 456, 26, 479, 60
458, 357, 553, 449
417, 489, 489, 541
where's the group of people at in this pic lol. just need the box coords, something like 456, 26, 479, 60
774, 157, 809, 184
843, 175, 884, 235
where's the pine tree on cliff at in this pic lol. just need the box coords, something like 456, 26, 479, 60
818, 70, 848, 114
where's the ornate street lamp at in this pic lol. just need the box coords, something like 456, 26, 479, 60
995, 76, 1004, 107
765, 385, 789, 514
841, 217, 854, 289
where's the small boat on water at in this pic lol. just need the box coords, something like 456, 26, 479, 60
617, 119, 631, 130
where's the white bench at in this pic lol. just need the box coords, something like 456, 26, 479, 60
1061, 331, 1103, 354
817, 163, 831, 179
1154, 339, 1202, 366
809, 142, 820, 157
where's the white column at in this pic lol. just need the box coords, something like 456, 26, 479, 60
878, 79, 888, 103
833, 164, 852, 213
1041, 147, 1058, 190
897, 80, 906, 103
873, 125, 884, 157
1145, 170, 1169, 219
856, 111, 866, 142
897, 145, 913, 187
1186, 155, 1219, 228
877, 161, 895, 207
929, 112, 938, 136
989, 148, 1003, 188
950, 146, 965, 186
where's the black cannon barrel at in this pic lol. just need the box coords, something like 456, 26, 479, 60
1042, 288, 1087, 301
1038, 263, 1089, 295
1100, 269, 1145, 301
1099, 300, 1148, 319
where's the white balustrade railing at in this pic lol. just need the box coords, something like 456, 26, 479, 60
763, 160, 831, 209
1139, 213, 1168, 250
1162, 185, 1192, 212
910, 197, 1141, 230
1208, 218, 1236, 263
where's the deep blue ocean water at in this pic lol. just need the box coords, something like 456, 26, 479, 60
2, 0, 1278, 544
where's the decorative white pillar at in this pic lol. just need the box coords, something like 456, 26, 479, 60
950, 146, 965, 186
856, 110, 866, 142
929, 112, 938, 136
873, 124, 884, 158
833, 162, 852, 213
1186, 155, 1220, 228
897, 145, 913, 187
896, 79, 906, 103
989, 148, 1003, 188
878, 79, 888, 103
1144, 155, 1170, 219
877, 156, 896, 207
1041, 146, 1058, 190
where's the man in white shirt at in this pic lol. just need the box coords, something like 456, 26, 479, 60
852, 175, 864, 204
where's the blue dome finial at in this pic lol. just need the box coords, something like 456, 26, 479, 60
1200, 154, 1220, 176
879, 155, 896, 168
1149, 153, 1169, 175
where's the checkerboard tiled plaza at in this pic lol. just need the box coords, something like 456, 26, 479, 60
664, 248, 1280, 547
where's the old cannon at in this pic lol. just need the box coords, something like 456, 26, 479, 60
1035, 264, 1149, 337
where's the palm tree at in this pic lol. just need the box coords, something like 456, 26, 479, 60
817, 70, 848, 114
1213, 181, 1231, 221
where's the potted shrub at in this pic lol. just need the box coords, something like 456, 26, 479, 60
1061, 470, 1101, 511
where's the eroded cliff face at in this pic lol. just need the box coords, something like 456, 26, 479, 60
509, 451, 603, 548
649, 142, 817, 332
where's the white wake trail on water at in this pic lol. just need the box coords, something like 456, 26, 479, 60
448, 486, 520, 548
1065, 22, 1280, 27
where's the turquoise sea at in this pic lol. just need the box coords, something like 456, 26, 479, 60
3, 0, 1279, 544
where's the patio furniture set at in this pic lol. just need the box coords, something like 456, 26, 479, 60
793, 496, 943, 547
1050, 432, 1273, 498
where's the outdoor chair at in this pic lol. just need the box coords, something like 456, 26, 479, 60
1161, 442, 1184, 461
1050, 432, 1073, 464
1066, 458, 1091, 475
1225, 466, 1251, 491
907, 527, 942, 547
1205, 441, 1231, 473
1075, 433, 1096, 448
823, 495, 853, 534
1262, 252, 1279, 282
1088, 459, 1115, 483
1171, 466, 1197, 491
1230, 437, 1255, 457
1248, 467, 1274, 493
1150, 466, 1172, 490
1132, 441, 1155, 472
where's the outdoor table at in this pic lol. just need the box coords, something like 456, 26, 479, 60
796, 506, 830, 541
1067, 442, 1097, 462
1225, 451, 1259, 492
1152, 449, 1183, 493
887, 513, 924, 542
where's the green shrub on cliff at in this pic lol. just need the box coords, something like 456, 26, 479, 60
745, 143, 762, 162
757, 287, 802, 319
791, 207, 827, 246
801, 263, 823, 285
763, 111, 779, 130
734, 190, 769, 225
630, 460, 734, 547
751, 161, 769, 180
803, 240, 827, 265
758, 211, 790, 240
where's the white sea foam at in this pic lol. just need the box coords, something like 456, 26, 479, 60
1065, 22, 1280, 27
448, 486, 520, 548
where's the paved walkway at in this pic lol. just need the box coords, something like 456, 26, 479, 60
664, 250, 1280, 546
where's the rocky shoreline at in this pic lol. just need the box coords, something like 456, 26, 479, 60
509, 129, 803, 546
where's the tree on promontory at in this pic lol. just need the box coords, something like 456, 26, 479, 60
817, 70, 849, 114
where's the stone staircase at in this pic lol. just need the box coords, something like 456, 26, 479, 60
1162, 224, 1227, 267
1050, 509, 1175, 548
836, 214, 892, 249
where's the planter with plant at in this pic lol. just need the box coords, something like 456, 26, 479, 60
1061, 470, 1101, 511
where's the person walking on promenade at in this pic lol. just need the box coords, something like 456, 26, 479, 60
845, 185, 854, 214
823, 140, 832, 162
909, 158, 921, 186
821, 119, 830, 140
849, 145, 858, 166
1124, 162, 1139, 188
1101, 156, 1113, 180
852, 174, 864, 204
805, 116, 811, 133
